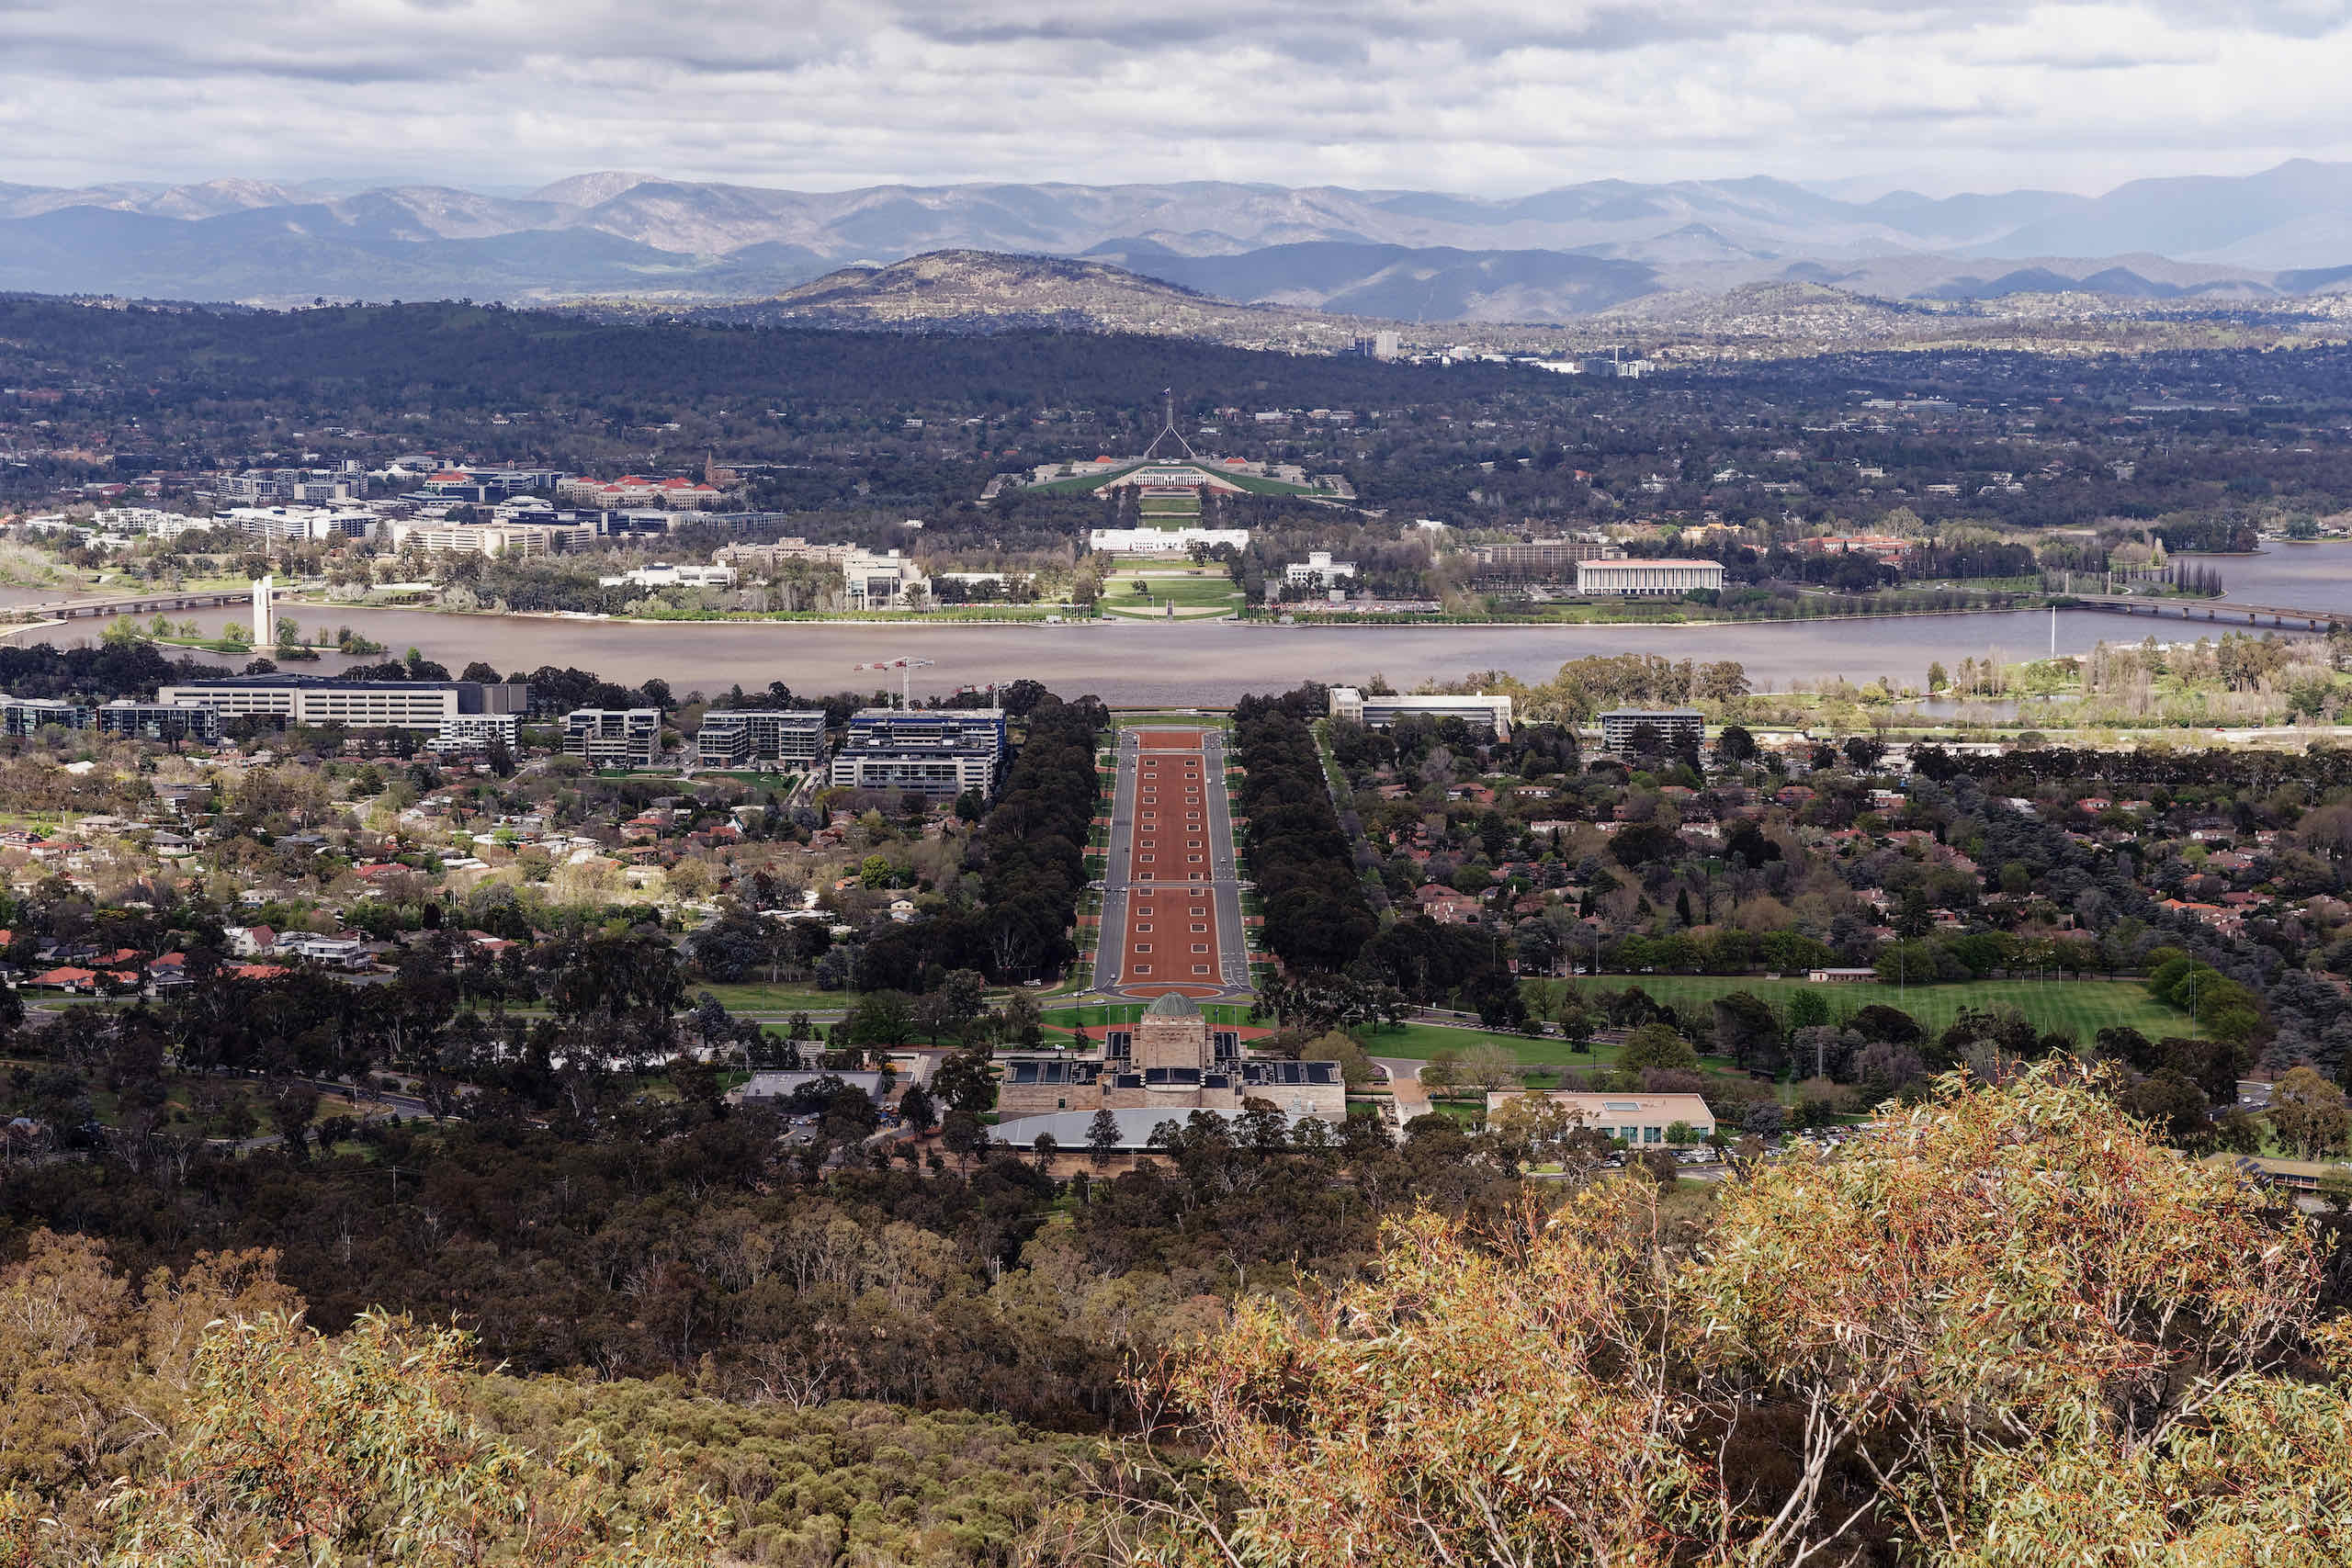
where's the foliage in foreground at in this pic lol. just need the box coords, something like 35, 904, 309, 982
0, 1234, 1090, 1566
6, 1068, 2348, 1566
1135, 1066, 2352, 1567
5, 1310, 723, 1567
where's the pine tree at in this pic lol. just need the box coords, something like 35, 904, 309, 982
1088, 1106, 1122, 1168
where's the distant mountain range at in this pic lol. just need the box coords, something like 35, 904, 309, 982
4, 163, 2352, 320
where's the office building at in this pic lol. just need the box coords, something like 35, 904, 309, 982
830, 707, 1006, 796
562, 708, 662, 769
0, 695, 92, 736
414, 468, 566, 502
1600, 707, 1706, 752
556, 475, 728, 510
157, 674, 529, 730
220, 506, 379, 545
94, 702, 222, 745
695, 710, 827, 771
1471, 537, 1621, 580
1575, 558, 1725, 597
1328, 688, 1512, 739
388, 518, 603, 558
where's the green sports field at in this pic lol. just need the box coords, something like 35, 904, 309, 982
1526, 976, 2196, 1043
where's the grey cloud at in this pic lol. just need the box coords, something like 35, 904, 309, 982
0, 0, 2346, 195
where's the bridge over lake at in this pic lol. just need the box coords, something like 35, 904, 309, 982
2070, 593, 2350, 633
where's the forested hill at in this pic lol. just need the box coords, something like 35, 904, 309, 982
0, 295, 1498, 422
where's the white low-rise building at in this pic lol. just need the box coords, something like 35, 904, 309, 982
1329, 688, 1512, 738
598, 562, 737, 590
389, 517, 600, 557
1283, 550, 1358, 586
1484, 1090, 1717, 1145
1577, 558, 1725, 597
223, 505, 380, 545
275, 933, 371, 968
1088, 526, 1250, 555
94, 507, 210, 539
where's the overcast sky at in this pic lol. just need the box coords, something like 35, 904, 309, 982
3, 0, 2349, 196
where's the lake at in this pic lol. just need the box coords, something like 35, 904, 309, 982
2181, 542, 2352, 612
11, 600, 2168, 705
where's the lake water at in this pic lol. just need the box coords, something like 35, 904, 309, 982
2179, 542, 2352, 612
17, 551, 2349, 705
10, 600, 2158, 705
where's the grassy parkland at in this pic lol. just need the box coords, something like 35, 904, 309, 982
1525, 974, 2198, 1043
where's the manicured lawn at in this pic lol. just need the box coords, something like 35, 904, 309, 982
1356, 1019, 1621, 1067
696, 982, 844, 1014
1112, 711, 1232, 730
1103, 570, 1241, 615
1215, 471, 1322, 497
1528, 976, 2196, 1043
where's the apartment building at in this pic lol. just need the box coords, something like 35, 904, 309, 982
695, 710, 827, 771
94, 701, 222, 744
562, 708, 662, 769
429, 714, 522, 752
1599, 707, 1706, 752
830, 707, 1006, 796
0, 695, 91, 736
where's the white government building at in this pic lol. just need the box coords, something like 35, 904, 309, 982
1576, 558, 1726, 596
1087, 526, 1250, 555
1328, 688, 1513, 738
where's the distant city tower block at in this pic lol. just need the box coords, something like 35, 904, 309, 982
251, 575, 274, 647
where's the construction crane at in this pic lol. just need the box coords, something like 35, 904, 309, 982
852, 656, 935, 711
